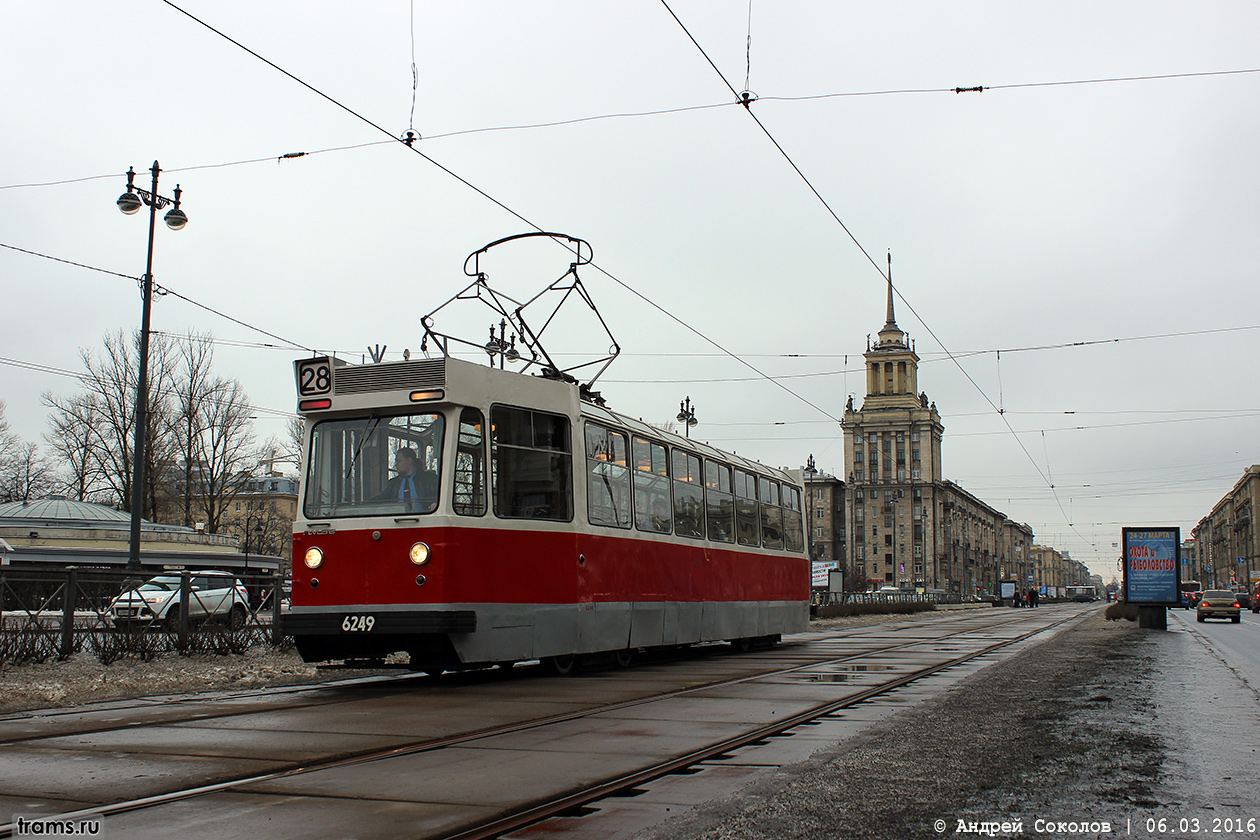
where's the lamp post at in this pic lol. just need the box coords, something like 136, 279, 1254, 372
676, 397, 698, 438
484, 319, 520, 369
243, 518, 264, 606
804, 454, 817, 563
117, 162, 187, 572
848, 471, 857, 592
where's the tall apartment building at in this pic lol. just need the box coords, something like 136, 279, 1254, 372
802, 470, 846, 567
1192, 465, 1260, 590
1027, 544, 1089, 592
841, 274, 1034, 595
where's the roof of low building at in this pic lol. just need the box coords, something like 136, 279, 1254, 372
0, 498, 191, 533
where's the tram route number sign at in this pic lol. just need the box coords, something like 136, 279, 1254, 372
1122, 526, 1180, 607
296, 357, 333, 397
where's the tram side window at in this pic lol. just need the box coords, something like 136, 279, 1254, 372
734, 469, 760, 546
585, 423, 631, 528
453, 408, 487, 516
704, 461, 734, 544
490, 406, 572, 521
303, 413, 444, 519
759, 476, 784, 550
633, 437, 671, 534
782, 485, 804, 552
671, 449, 704, 539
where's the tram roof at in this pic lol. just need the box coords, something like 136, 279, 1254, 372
303, 355, 796, 485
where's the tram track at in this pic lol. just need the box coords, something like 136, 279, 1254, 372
0, 606, 1088, 838
444, 608, 1085, 840
0, 607, 1040, 745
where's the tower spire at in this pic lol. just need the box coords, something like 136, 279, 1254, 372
884, 251, 896, 329
875, 250, 906, 349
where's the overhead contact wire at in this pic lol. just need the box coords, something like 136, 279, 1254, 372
158, 0, 844, 427
659, 0, 1076, 529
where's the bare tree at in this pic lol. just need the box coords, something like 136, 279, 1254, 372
286, 414, 305, 469
170, 331, 215, 528
42, 393, 107, 501
42, 330, 178, 517
0, 441, 56, 503
185, 374, 256, 535
257, 415, 305, 481
0, 402, 18, 486
0, 402, 35, 503
225, 498, 292, 562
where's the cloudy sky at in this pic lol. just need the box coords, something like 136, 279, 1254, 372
3, 1, 1258, 581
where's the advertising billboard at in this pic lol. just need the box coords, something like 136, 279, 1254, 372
811, 561, 838, 588
1122, 527, 1180, 607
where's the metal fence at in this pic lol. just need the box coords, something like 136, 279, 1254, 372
811, 590, 961, 608
0, 567, 290, 666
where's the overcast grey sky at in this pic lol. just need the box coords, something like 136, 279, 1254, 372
3, 1, 1259, 581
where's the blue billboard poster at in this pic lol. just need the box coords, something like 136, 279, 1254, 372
1122, 527, 1180, 606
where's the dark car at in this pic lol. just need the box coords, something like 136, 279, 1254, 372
1180, 584, 1203, 609
1196, 590, 1241, 623
1234, 590, 1251, 610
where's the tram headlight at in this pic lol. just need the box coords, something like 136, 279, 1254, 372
303, 547, 324, 569
409, 542, 430, 565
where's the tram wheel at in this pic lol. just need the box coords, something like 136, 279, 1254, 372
546, 654, 579, 675
614, 648, 635, 668
731, 637, 754, 653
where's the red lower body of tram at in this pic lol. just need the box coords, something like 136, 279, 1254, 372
285, 523, 808, 670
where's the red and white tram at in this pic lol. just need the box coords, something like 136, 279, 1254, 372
284, 233, 807, 672
284, 354, 808, 672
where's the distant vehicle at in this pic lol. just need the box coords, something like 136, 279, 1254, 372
111, 572, 249, 631
876, 586, 901, 596
1180, 582, 1203, 610
1196, 590, 1241, 624
1065, 585, 1097, 602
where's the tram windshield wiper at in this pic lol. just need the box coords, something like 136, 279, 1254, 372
343, 416, 382, 488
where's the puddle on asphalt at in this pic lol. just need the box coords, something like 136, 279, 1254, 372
798, 664, 892, 682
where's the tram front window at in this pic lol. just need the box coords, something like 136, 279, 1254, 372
304, 413, 445, 518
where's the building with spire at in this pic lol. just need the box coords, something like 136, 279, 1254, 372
841, 267, 1034, 595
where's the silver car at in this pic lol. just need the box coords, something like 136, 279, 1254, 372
111, 572, 249, 630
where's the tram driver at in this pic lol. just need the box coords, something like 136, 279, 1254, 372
376, 447, 438, 513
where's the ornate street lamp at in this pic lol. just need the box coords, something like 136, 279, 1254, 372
117, 162, 187, 572
804, 454, 817, 562
676, 396, 698, 438
484, 319, 520, 369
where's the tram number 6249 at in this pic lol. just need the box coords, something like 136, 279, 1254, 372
341, 615, 375, 632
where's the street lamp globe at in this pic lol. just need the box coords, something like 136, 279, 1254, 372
164, 206, 188, 230
117, 191, 142, 215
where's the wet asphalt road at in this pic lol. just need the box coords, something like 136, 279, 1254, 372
2, 604, 1254, 839
627, 605, 1260, 840
0, 605, 1083, 839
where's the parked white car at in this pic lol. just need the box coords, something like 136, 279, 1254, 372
110, 572, 249, 631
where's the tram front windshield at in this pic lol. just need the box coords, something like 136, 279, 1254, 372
304, 413, 445, 518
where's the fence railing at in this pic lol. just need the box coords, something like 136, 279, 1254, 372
0, 567, 290, 666
811, 590, 960, 608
